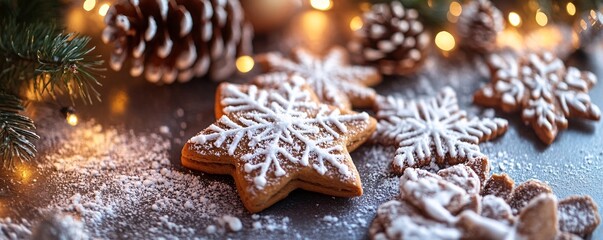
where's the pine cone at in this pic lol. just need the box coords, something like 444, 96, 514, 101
348, 2, 430, 76
457, 0, 503, 53
102, 0, 253, 84
576, 9, 603, 50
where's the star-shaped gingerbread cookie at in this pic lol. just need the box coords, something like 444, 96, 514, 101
181, 76, 377, 212
374, 87, 507, 181
474, 52, 601, 144
256, 47, 381, 109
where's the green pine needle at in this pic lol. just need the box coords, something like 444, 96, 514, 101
0, 0, 104, 168
0, 19, 105, 104
0, 93, 39, 169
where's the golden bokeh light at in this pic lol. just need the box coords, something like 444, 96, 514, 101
98, 3, 110, 16
449, 2, 462, 17
15, 164, 33, 183
83, 0, 96, 11
110, 90, 129, 115
67, 113, 78, 126
536, 10, 548, 26
435, 31, 456, 52
310, 0, 333, 11
508, 12, 522, 27
21, 169, 30, 180
236, 55, 255, 73
566, 2, 576, 16
580, 19, 588, 30
349, 16, 363, 31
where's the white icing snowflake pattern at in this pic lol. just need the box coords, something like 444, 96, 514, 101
256, 47, 381, 109
374, 87, 508, 173
190, 76, 371, 189
476, 52, 601, 144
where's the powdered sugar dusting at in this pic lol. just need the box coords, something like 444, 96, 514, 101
1, 120, 249, 239
41, 121, 247, 238
0, 118, 402, 239
484, 149, 603, 187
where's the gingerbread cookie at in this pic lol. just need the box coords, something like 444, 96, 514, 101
373, 87, 508, 181
181, 76, 377, 212
474, 51, 601, 144
256, 47, 381, 109
369, 165, 601, 240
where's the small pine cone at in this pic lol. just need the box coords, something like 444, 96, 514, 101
457, 0, 503, 53
576, 9, 603, 49
349, 1, 430, 76
102, 0, 253, 84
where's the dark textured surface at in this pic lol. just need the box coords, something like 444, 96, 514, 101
1, 5, 603, 239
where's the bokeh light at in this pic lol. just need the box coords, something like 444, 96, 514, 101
536, 10, 548, 26
449, 2, 462, 17
508, 12, 522, 27
580, 19, 588, 30
236, 56, 255, 73
566, 2, 576, 16
67, 113, 78, 126
435, 31, 455, 51
349, 16, 363, 31
98, 3, 110, 17
110, 90, 129, 115
310, 0, 332, 11
83, 0, 96, 11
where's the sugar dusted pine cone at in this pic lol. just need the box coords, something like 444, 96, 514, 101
348, 1, 430, 75
457, 0, 503, 53
102, 0, 253, 84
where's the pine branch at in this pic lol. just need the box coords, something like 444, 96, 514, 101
0, 92, 39, 169
0, 19, 105, 104
0, 0, 104, 168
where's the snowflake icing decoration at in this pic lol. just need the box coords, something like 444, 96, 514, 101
256, 47, 381, 109
374, 87, 508, 175
475, 52, 600, 144
190, 77, 373, 189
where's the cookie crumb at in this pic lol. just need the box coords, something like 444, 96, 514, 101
322, 215, 339, 223
221, 215, 242, 232
206, 225, 216, 234
158, 126, 170, 135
